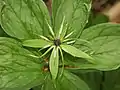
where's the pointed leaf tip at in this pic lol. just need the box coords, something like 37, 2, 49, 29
61, 45, 94, 63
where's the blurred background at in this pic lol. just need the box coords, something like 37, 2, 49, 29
43, 0, 120, 23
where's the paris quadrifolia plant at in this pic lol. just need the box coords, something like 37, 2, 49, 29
1, 0, 120, 90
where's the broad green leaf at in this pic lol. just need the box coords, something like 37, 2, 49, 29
1, 0, 50, 40
23, 39, 52, 48
64, 56, 119, 71
61, 45, 94, 63
49, 47, 59, 79
76, 38, 120, 70
59, 71, 90, 90
77, 23, 120, 70
0, 37, 45, 90
88, 36, 120, 70
41, 71, 90, 90
52, 0, 91, 38
80, 23, 120, 40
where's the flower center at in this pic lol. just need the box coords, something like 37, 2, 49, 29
54, 39, 61, 46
